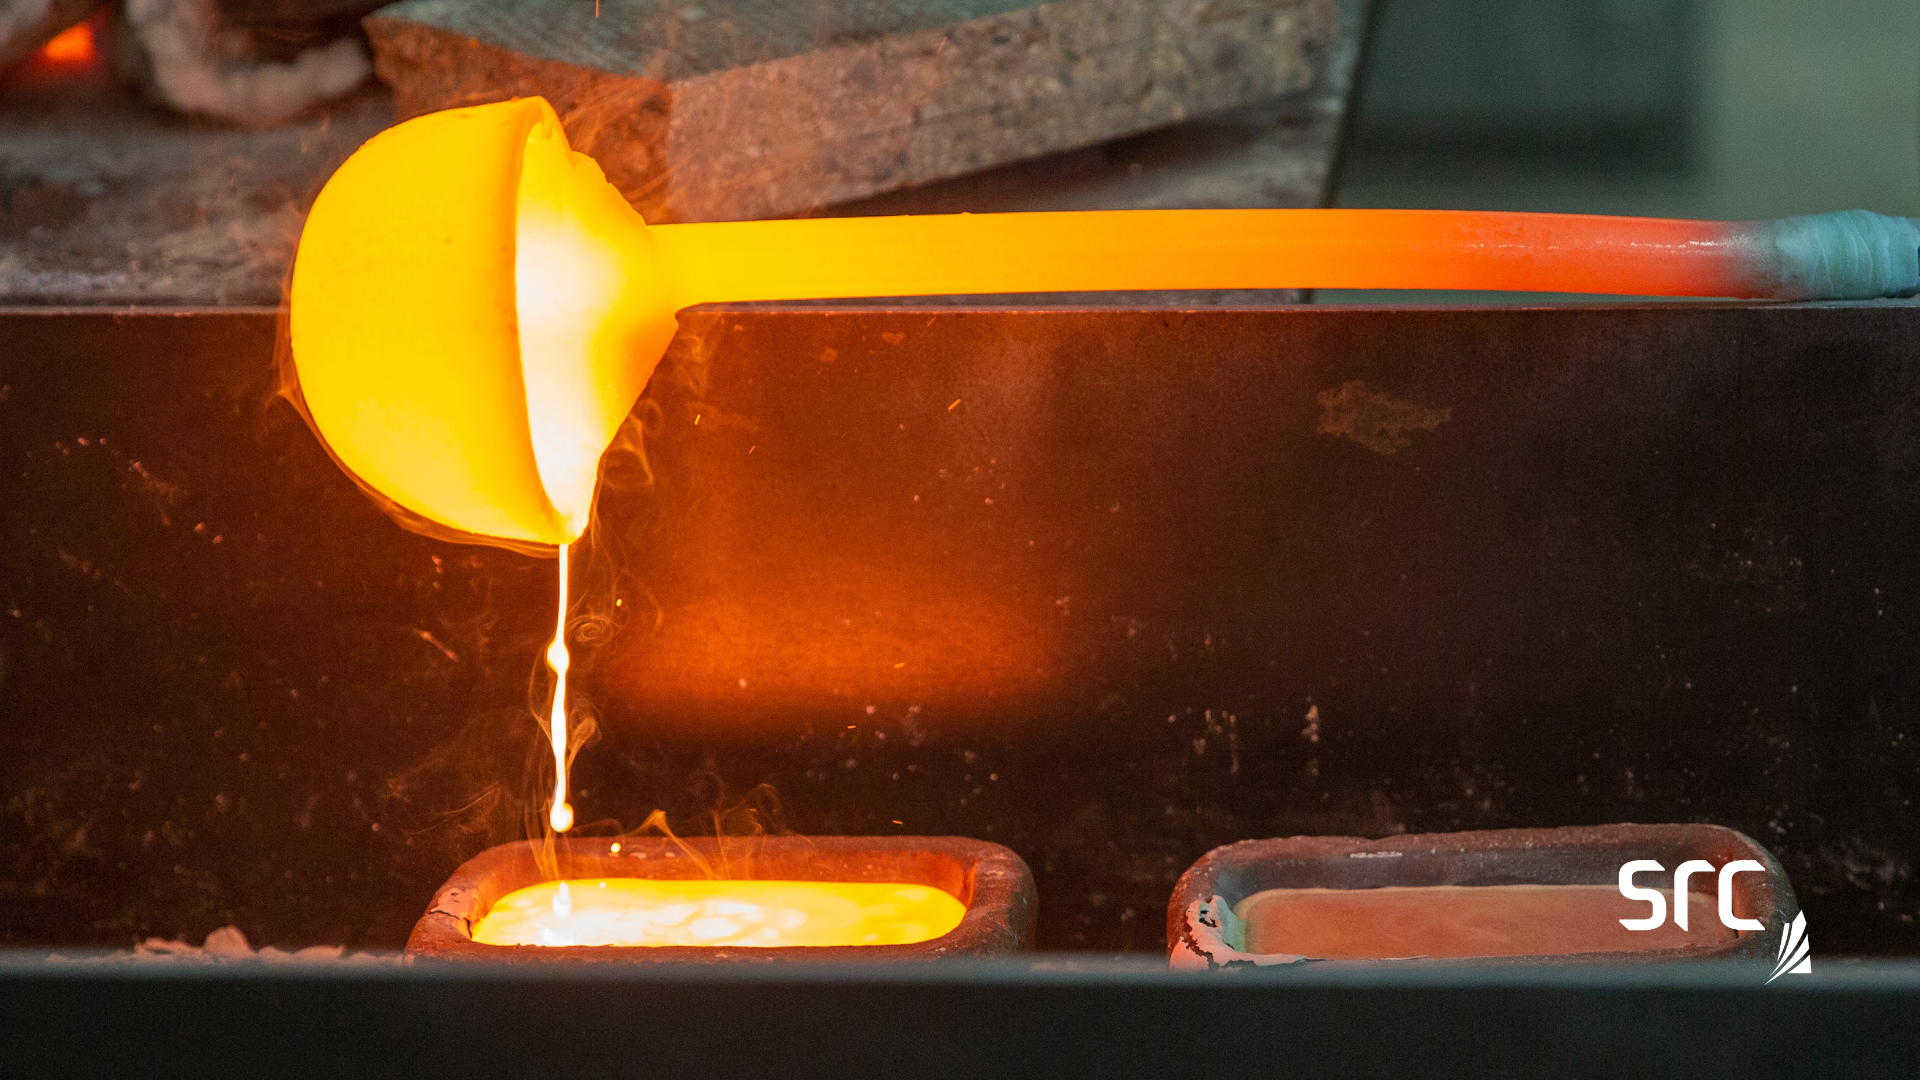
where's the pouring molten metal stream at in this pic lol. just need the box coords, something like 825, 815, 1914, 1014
288, 97, 1920, 853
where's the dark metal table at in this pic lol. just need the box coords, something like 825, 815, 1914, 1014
6, 956, 1919, 1078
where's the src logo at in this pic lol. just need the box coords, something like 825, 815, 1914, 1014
1617, 860, 1810, 982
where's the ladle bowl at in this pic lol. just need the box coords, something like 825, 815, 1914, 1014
290, 97, 673, 546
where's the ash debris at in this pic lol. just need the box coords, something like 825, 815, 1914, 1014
46, 923, 398, 964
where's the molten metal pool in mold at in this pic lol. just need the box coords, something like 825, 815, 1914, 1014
471, 878, 966, 949
408, 836, 1034, 963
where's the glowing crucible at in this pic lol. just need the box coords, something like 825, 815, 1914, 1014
290, 96, 1920, 548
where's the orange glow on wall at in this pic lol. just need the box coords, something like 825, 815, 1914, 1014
37, 22, 94, 64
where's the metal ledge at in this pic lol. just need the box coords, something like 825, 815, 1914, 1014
5, 956, 1920, 1078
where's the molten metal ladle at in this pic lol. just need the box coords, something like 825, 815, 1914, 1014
289, 96, 1920, 548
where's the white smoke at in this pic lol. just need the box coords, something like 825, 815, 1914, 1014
122, 0, 370, 127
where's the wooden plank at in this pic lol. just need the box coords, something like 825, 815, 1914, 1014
367, 0, 1360, 222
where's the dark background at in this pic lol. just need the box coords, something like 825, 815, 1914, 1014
2, 304, 1915, 954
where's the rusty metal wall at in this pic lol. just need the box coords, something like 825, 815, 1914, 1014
2, 304, 1916, 952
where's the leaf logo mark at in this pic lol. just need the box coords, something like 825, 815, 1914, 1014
1766, 911, 1811, 984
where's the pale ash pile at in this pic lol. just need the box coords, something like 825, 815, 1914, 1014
47, 925, 401, 965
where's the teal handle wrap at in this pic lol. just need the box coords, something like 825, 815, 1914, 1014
1751, 210, 1920, 300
